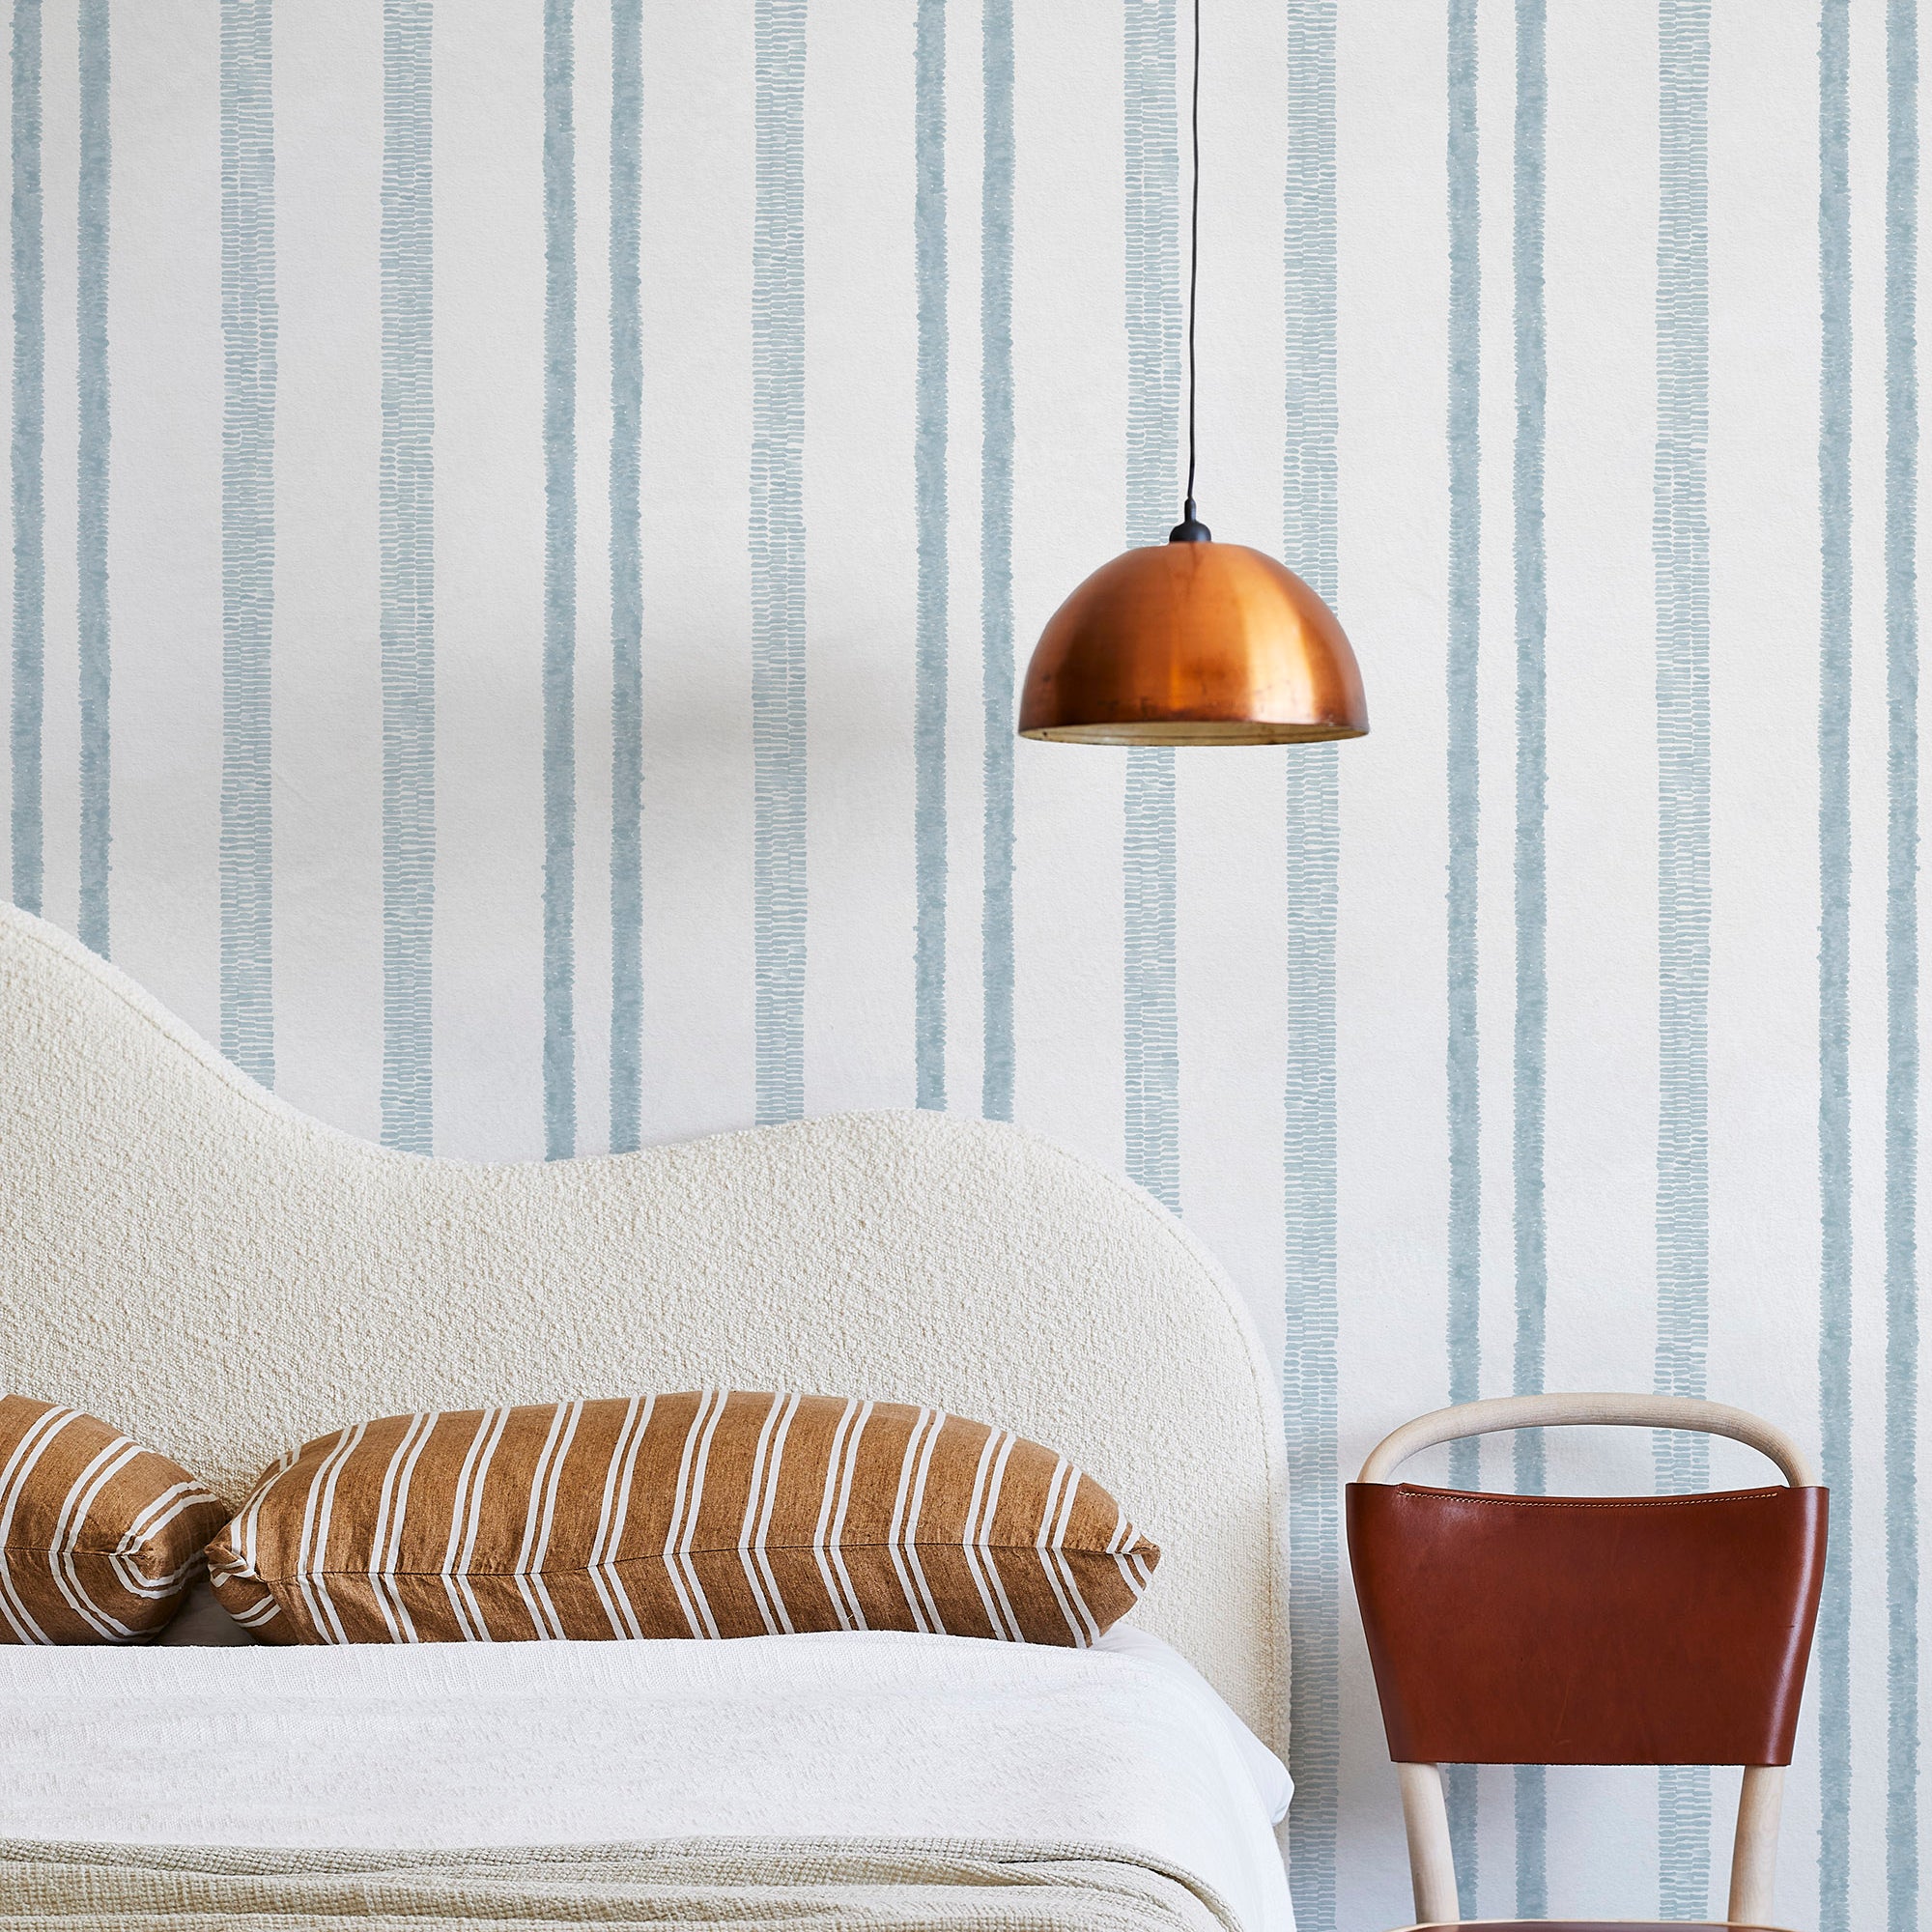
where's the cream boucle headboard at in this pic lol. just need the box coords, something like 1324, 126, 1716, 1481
0, 903, 1289, 1748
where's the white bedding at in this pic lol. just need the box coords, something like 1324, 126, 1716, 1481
0, 1627, 1293, 1932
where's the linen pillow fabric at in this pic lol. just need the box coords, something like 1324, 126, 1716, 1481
0, 1395, 228, 1643
208, 1391, 1159, 1646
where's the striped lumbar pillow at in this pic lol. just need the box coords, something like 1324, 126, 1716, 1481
207, 1391, 1159, 1646
0, 1396, 229, 1643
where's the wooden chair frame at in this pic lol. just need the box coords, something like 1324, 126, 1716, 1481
1357, 1392, 1819, 1930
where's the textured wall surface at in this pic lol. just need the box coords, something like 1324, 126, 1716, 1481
0, 2, 1915, 1927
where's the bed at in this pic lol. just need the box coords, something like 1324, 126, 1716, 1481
0, 902, 1293, 1932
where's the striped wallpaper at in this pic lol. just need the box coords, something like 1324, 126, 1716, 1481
0, 2, 1917, 1925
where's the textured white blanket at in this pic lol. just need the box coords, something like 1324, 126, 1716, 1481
0, 1630, 1292, 1932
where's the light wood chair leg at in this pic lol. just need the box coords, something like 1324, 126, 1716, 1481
1397, 1762, 1460, 1926
1727, 1764, 1784, 1928
1398, 1759, 1784, 1926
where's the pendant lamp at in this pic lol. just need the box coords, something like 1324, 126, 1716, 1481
1017, 1, 1368, 747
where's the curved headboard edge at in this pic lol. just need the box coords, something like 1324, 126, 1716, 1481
5, 897, 443, 1161
0, 899, 1289, 1752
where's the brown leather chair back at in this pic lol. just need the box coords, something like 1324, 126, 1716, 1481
1348, 1479, 1828, 1766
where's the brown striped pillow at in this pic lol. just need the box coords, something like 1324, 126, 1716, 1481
207, 1391, 1159, 1646
0, 1396, 228, 1644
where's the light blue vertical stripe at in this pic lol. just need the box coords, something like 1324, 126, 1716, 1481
1124, 747, 1179, 1207
914, 0, 947, 1112
1816, 2, 1853, 1926
980, 0, 1014, 1124
1510, 0, 1548, 1913
1123, 0, 1180, 1215
1653, 0, 1713, 1911
75, 0, 108, 955
609, 0, 642, 1154
1283, 4, 1339, 1925
1886, 1, 1919, 1924
751, 0, 807, 1126
9, 0, 40, 916
379, 0, 435, 1155
1444, 0, 1482, 1906
542, 0, 576, 1160
219, 0, 277, 1087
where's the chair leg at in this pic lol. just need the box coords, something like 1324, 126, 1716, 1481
1727, 1765, 1783, 1928
1397, 1762, 1460, 1925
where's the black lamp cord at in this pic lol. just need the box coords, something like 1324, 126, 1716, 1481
1172, 0, 1210, 544
1185, 0, 1200, 508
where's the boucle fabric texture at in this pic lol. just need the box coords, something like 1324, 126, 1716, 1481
0, 1397, 227, 1644
209, 1392, 1159, 1646
0, 1839, 1236, 1931
0, 903, 1286, 1744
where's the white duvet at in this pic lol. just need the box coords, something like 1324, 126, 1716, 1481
0, 1626, 1293, 1932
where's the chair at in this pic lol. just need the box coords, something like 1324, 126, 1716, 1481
1347, 1393, 1828, 1932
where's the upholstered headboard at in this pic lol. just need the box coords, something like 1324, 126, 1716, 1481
0, 902, 1289, 1749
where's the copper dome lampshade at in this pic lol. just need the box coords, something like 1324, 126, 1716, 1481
1018, 529, 1366, 745
1018, 0, 1367, 749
